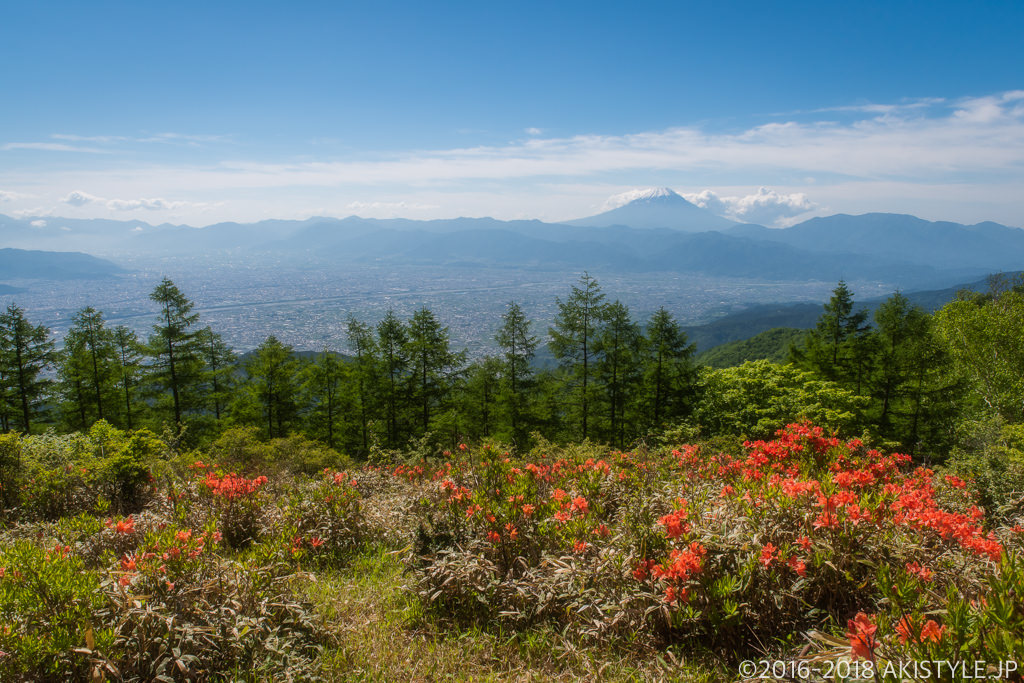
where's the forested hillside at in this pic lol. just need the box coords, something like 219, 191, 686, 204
3, 273, 1024, 460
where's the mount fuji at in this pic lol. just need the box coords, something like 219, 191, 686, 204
565, 187, 738, 232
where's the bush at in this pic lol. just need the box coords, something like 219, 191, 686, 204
410, 425, 1016, 661
0, 540, 109, 681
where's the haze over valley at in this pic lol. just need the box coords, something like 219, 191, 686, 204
3, 188, 1019, 355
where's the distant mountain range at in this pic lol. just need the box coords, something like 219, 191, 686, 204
0, 248, 126, 282
2, 188, 1023, 289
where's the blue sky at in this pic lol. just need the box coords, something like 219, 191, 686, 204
2, 0, 1023, 227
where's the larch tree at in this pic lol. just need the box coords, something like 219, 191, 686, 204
0, 305, 54, 434
113, 326, 143, 430
594, 300, 643, 447
495, 301, 537, 442
549, 273, 607, 440
198, 326, 236, 423
377, 310, 410, 448
641, 307, 698, 428
406, 307, 465, 437
346, 315, 378, 457
147, 278, 203, 428
245, 335, 301, 439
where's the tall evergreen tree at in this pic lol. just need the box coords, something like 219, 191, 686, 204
346, 315, 378, 456
641, 307, 698, 428
793, 280, 872, 390
871, 292, 918, 432
549, 273, 607, 440
198, 326, 236, 423
244, 335, 301, 439
855, 291, 960, 455
113, 326, 143, 430
0, 305, 54, 433
495, 301, 537, 442
406, 307, 465, 437
147, 278, 203, 427
63, 307, 119, 425
377, 310, 410, 448
459, 356, 503, 441
302, 348, 347, 449
56, 332, 93, 430
594, 301, 643, 447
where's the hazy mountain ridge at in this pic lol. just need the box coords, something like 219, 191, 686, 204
729, 213, 1024, 270
0, 247, 126, 281
3, 192, 1023, 289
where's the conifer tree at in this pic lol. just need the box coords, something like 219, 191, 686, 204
407, 307, 465, 437
793, 280, 872, 389
377, 310, 410, 448
62, 307, 119, 425
495, 301, 537, 442
245, 335, 301, 439
56, 332, 92, 430
198, 326, 235, 423
302, 348, 347, 449
0, 305, 54, 433
595, 301, 643, 446
550, 273, 607, 440
113, 326, 143, 430
641, 307, 698, 428
147, 278, 203, 427
346, 315, 378, 456
857, 292, 960, 455
460, 356, 503, 440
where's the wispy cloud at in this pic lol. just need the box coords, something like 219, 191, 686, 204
50, 132, 230, 146
2, 142, 109, 153
3, 91, 1024, 225
106, 197, 188, 211
346, 200, 440, 213
168, 91, 1024, 188
61, 189, 193, 212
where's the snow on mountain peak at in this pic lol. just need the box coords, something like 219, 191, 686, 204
603, 187, 680, 210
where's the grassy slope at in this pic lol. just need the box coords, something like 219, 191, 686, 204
306, 545, 721, 682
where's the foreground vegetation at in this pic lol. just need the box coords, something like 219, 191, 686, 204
0, 420, 1021, 681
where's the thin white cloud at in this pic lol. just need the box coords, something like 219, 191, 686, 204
684, 187, 817, 226
2, 142, 109, 153
106, 197, 187, 211
162, 91, 1023, 189
810, 97, 946, 115
0, 190, 26, 201
61, 189, 195, 212
51, 132, 229, 146
3, 90, 1024, 226
525, 127, 543, 136
346, 200, 439, 212
30, 219, 47, 228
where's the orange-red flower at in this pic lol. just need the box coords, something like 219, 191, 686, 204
846, 612, 878, 660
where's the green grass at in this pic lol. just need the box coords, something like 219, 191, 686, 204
302, 544, 725, 682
